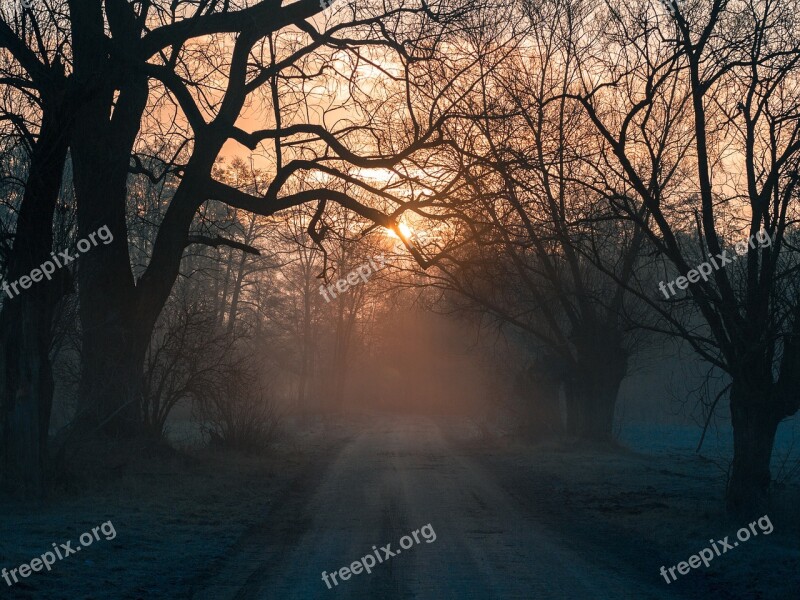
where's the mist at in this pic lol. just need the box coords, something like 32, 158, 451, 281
1, 1, 799, 599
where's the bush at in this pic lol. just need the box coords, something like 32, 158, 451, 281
194, 367, 280, 453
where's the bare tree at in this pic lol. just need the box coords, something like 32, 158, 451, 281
559, 0, 800, 514
9, 1, 471, 441
0, 1, 77, 494
413, 1, 649, 441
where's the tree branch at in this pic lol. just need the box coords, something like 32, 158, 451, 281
185, 235, 261, 256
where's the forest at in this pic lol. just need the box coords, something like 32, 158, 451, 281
1, 1, 798, 598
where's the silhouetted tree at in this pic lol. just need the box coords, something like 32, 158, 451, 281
562, 0, 800, 515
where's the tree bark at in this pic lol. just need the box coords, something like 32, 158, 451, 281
519, 354, 564, 438
726, 374, 780, 517
0, 107, 70, 495
70, 81, 145, 434
564, 329, 627, 443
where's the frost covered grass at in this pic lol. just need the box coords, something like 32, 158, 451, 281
2, 417, 796, 598
461, 420, 800, 599
0, 432, 341, 599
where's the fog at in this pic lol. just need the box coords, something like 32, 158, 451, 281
2, 1, 799, 598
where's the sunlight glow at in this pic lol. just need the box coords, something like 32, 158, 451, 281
385, 222, 414, 240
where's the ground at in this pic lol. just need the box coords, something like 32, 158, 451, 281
0, 416, 796, 599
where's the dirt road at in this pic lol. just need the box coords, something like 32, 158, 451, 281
193, 416, 701, 599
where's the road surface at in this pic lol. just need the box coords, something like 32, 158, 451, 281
194, 416, 697, 599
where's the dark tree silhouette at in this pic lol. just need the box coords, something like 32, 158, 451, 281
0, 3, 76, 495
562, 0, 800, 515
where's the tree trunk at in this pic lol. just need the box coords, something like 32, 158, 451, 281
218, 247, 235, 326
69, 50, 148, 435
71, 133, 141, 436
227, 250, 248, 338
519, 354, 564, 438
68, 0, 266, 438
565, 378, 621, 443
331, 294, 357, 411
297, 269, 314, 410
1, 302, 55, 496
0, 107, 70, 496
726, 375, 780, 517
522, 376, 562, 438
77, 135, 226, 436
579, 381, 619, 443
76, 317, 147, 436
564, 334, 627, 443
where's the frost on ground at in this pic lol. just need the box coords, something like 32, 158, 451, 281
0, 426, 346, 600
458, 420, 800, 600
1, 418, 797, 599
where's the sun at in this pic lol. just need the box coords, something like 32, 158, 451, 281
385, 222, 414, 240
